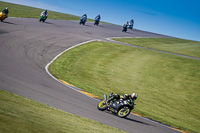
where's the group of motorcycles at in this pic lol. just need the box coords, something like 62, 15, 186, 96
122, 22, 134, 32
79, 14, 134, 32
79, 16, 100, 26
1, 11, 133, 33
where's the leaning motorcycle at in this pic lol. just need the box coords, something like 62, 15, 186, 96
79, 17, 86, 25
127, 23, 133, 30
122, 24, 127, 32
0, 12, 6, 22
39, 14, 46, 22
94, 18, 100, 26
97, 93, 136, 118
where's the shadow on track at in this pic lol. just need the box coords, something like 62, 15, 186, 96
123, 31, 134, 34
104, 111, 153, 127
2, 21, 17, 25
44, 21, 55, 25
124, 117, 153, 126
0, 30, 8, 34
95, 25, 104, 28
83, 24, 93, 27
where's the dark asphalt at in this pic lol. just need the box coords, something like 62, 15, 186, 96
0, 18, 181, 133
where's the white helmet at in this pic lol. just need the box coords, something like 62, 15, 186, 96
131, 93, 138, 100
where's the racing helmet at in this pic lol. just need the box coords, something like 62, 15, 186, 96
5, 7, 8, 10
131, 93, 138, 100
45, 10, 47, 13
114, 94, 120, 100
123, 94, 129, 100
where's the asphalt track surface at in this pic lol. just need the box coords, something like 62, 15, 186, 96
0, 18, 182, 133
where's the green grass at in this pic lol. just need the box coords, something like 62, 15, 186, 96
0, 1, 94, 22
113, 38, 200, 58
0, 89, 126, 133
49, 41, 200, 133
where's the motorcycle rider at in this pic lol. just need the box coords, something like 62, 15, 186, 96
81, 13, 87, 21
122, 21, 128, 32
95, 14, 101, 21
121, 93, 138, 105
130, 19, 134, 25
108, 93, 138, 105
41, 9, 48, 19
128, 19, 134, 29
123, 21, 128, 27
2, 7, 9, 18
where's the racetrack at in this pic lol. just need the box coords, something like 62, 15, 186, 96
0, 18, 181, 133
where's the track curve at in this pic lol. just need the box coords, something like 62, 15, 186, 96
0, 18, 181, 133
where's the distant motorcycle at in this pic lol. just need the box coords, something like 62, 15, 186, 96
127, 22, 133, 30
39, 14, 47, 22
94, 18, 100, 26
97, 93, 137, 118
79, 16, 87, 25
122, 24, 128, 32
0, 12, 6, 22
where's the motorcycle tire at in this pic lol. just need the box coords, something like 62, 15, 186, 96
117, 106, 131, 118
97, 100, 107, 111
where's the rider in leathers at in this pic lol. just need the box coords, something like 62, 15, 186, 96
2, 7, 9, 18
95, 14, 101, 21
108, 93, 138, 108
41, 10, 48, 19
81, 13, 87, 21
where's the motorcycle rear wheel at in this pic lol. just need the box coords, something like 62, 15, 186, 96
117, 106, 131, 118
97, 100, 107, 111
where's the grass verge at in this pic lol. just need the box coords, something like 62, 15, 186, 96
49, 41, 200, 133
0, 1, 94, 22
0, 89, 126, 133
113, 38, 200, 58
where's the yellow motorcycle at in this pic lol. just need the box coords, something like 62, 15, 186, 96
0, 12, 6, 22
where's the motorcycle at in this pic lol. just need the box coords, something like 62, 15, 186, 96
122, 24, 128, 32
79, 16, 87, 25
0, 12, 6, 22
97, 93, 136, 118
127, 22, 133, 30
94, 18, 100, 26
39, 14, 47, 22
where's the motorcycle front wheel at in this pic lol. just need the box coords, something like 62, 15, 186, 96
97, 100, 107, 111
117, 106, 131, 118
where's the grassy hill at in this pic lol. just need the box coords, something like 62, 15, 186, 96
49, 40, 200, 133
113, 38, 200, 58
